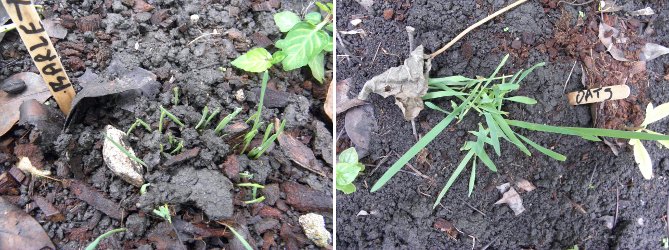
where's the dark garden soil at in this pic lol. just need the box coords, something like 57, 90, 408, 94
336, 0, 669, 249
0, 0, 333, 249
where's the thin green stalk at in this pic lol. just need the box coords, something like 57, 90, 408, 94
103, 133, 147, 167
172, 87, 179, 105
505, 119, 669, 141
222, 224, 253, 250
195, 106, 210, 130
85, 228, 127, 250
127, 118, 152, 134
244, 196, 266, 204
215, 107, 243, 135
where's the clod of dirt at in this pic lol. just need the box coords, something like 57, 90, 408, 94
19, 100, 64, 148
313, 121, 333, 165
298, 213, 331, 248
344, 104, 376, 158
138, 167, 234, 220
0, 197, 56, 249
494, 183, 525, 216
282, 182, 332, 213
357, 45, 429, 121
278, 133, 327, 177
65, 67, 160, 128
102, 125, 144, 187
0, 73, 50, 137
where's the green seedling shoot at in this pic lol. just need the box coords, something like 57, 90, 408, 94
242, 71, 270, 153
169, 140, 184, 155
231, 2, 333, 83
239, 171, 254, 179
336, 147, 365, 194
140, 183, 151, 195
238, 183, 265, 204
103, 133, 147, 167
152, 204, 185, 250
370, 54, 669, 208
127, 118, 152, 134
215, 107, 243, 135
158, 106, 185, 133
172, 87, 179, 105
84, 228, 127, 250
221, 223, 253, 250
248, 119, 286, 159
195, 106, 222, 131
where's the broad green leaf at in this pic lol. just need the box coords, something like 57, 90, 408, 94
326, 3, 334, 10
338, 183, 356, 194
468, 160, 476, 197
325, 23, 334, 32
476, 146, 497, 172
85, 228, 127, 250
308, 52, 325, 83
336, 162, 362, 185
274, 11, 301, 32
338, 147, 358, 164
433, 150, 475, 208
276, 22, 330, 71
323, 35, 333, 52
231, 48, 273, 72
630, 139, 653, 179
642, 102, 669, 126
271, 51, 287, 64
517, 134, 566, 161
305, 12, 322, 25
506, 96, 537, 105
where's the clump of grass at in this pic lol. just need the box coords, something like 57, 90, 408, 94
127, 118, 152, 134
371, 54, 669, 208
248, 119, 286, 159
84, 228, 127, 250
195, 106, 221, 131
158, 106, 185, 133
238, 183, 265, 204
215, 107, 243, 135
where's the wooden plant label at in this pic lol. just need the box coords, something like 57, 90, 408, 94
1, 0, 75, 114
567, 84, 630, 106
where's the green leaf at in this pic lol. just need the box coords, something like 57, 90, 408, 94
491, 113, 531, 156
425, 102, 449, 114
433, 150, 475, 208
515, 62, 546, 84
337, 183, 356, 194
224, 224, 254, 250
468, 160, 476, 197
308, 52, 325, 83
517, 134, 566, 161
506, 96, 537, 105
336, 163, 361, 185
422, 90, 468, 100
428, 75, 474, 86
506, 119, 669, 141
338, 147, 358, 164
315, 2, 332, 13
274, 11, 301, 32
642, 102, 669, 126
85, 228, 127, 250
497, 83, 519, 91
231, 48, 273, 72
305, 12, 322, 25
630, 139, 653, 179
276, 22, 330, 71
271, 51, 287, 64
323, 35, 333, 52
484, 113, 502, 155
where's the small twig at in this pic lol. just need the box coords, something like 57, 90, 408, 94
557, 0, 595, 6
564, 61, 577, 92
411, 119, 418, 141
187, 29, 221, 46
429, 0, 528, 59
370, 42, 382, 67
585, 165, 597, 193
469, 235, 476, 250
455, 197, 486, 217
614, 186, 620, 229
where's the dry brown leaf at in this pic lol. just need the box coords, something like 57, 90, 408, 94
494, 183, 525, 215
515, 179, 536, 192
0, 73, 51, 137
278, 133, 327, 177
357, 45, 429, 121
0, 196, 56, 249
324, 80, 334, 121
433, 218, 458, 239
344, 104, 375, 158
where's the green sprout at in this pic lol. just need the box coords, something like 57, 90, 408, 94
239, 171, 254, 179
248, 119, 286, 159
172, 87, 179, 105
370, 54, 669, 208
336, 147, 365, 194
662, 238, 669, 249
84, 228, 127, 250
103, 133, 147, 167
127, 118, 152, 134
195, 106, 221, 131
158, 106, 185, 133
153, 204, 171, 223
221, 224, 253, 250
140, 183, 151, 195
169, 140, 184, 155
238, 183, 265, 204
578, 11, 585, 18
214, 107, 243, 135
503, 27, 509, 32
242, 71, 270, 153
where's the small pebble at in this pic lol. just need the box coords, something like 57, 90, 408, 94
1, 79, 26, 94
511, 39, 522, 50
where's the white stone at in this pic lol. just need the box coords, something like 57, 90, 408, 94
299, 213, 331, 248
102, 125, 144, 187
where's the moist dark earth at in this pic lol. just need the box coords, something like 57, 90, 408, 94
336, 0, 669, 249
0, 0, 333, 249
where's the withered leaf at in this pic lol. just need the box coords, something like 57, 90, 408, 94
0, 73, 51, 137
357, 45, 429, 121
344, 104, 375, 158
278, 133, 327, 177
494, 183, 525, 215
0, 196, 56, 249
515, 179, 536, 192
336, 78, 366, 115
324, 80, 334, 120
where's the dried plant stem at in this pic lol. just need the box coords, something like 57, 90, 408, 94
428, 0, 528, 59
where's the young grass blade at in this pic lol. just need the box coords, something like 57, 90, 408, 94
428, 75, 473, 85
505, 96, 537, 105
517, 134, 566, 161
515, 62, 546, 84
202, 107, 221, 130
104, 133, 147, 167
195, 106, 209, 130
223, 224, 253, 250
491, 113, 531, 155
468, 159, 476, 197
482, 54, 509, 87
483, 113, 502, 155
215, 107, 243, 135
505, 120, 669, 141
425, 102, 450, 114
433, 150, 475, 208
422, 90, 468, 100
371, 109, 460, 192
476, 146, 498, 172
85, 228, 127, 250
160, 106, 185, 127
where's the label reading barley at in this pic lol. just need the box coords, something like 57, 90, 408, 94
1, 0, 75, 114
567, 84, 630, 106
